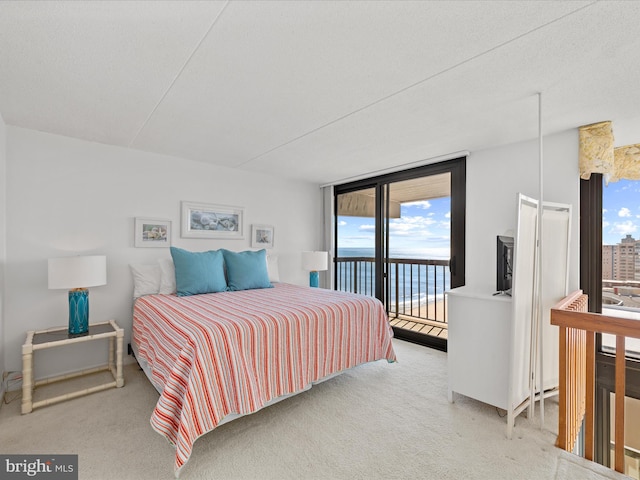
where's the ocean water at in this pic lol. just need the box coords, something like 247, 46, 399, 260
336, 248, 450, 309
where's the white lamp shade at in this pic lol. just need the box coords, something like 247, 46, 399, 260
302, 251, 328, 272
48, 255, 107, 289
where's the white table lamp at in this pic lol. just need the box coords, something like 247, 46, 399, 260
302, 251, 328, 288
48, 255, 107, 336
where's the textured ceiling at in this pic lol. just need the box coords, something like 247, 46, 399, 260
1, 1, 640, 185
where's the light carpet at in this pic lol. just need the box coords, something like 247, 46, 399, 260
0, 339, 630, 480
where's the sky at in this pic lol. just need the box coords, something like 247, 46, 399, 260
602, 179, 640, 245
337, 197, 451, 259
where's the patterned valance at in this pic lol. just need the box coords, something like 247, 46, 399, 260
579, 121, 614, 180
579, 121, 640, 183
610, 144, 640, 183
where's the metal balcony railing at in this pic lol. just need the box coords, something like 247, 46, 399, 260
334, 257, 450, 324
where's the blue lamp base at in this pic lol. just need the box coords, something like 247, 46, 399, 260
68, 289, 89, 336
309, 271, 319, 288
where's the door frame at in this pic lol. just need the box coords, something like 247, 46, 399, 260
333, 157, 466, 351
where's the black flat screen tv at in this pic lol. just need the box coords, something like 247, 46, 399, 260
496, 235, 514, 295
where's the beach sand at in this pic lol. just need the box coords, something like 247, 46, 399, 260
408, 299, 447, 322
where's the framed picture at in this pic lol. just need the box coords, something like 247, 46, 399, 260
251, 224, 275, 249
181, 201, 244, 239
134, 218, 171, 248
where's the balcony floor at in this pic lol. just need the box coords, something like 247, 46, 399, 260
389, 299, 447, 338
389, 315, 448, 339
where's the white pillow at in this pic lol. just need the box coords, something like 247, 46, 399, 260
130, 264, 161, 298
266, 254, 280, 283
158, 257, 177, 294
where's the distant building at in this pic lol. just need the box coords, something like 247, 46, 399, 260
603, 234, 640, 281
603, 244, 615, 280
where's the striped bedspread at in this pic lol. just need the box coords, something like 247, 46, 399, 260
133, 283, 396, 475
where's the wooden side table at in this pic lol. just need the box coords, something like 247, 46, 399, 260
22, 320, 124, 414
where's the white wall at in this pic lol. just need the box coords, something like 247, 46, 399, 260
465, 129, 580, 292
1, 125, 583, 379
0, 113, 6, 389
4, 127, 322, 377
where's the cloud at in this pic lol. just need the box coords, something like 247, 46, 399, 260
340, 206, 451, 250
391, 215, 436, 228
612, 221, 637, 237
619, 207, 632, 218
387, 216, 441, 237
394, 215, 436, 226
403, 200, 431, 210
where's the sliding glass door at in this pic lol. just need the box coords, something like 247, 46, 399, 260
334, 157, 465, 351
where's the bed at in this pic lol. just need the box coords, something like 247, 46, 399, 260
131, 249, 396, 477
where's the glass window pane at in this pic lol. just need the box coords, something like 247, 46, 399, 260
602, 178, 640, 357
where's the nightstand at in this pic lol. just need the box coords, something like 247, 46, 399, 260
21, 320, 124, 414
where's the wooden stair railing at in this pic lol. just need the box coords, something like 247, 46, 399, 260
551, 290, 640, 473
551, 291, 589, 456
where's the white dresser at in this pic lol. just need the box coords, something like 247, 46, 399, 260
446, 286, 512, 410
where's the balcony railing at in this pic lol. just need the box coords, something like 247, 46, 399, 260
334, 256, 450, 324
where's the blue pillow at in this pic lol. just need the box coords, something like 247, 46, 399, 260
170, 247, 228, 296
222, 249, 273, 291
